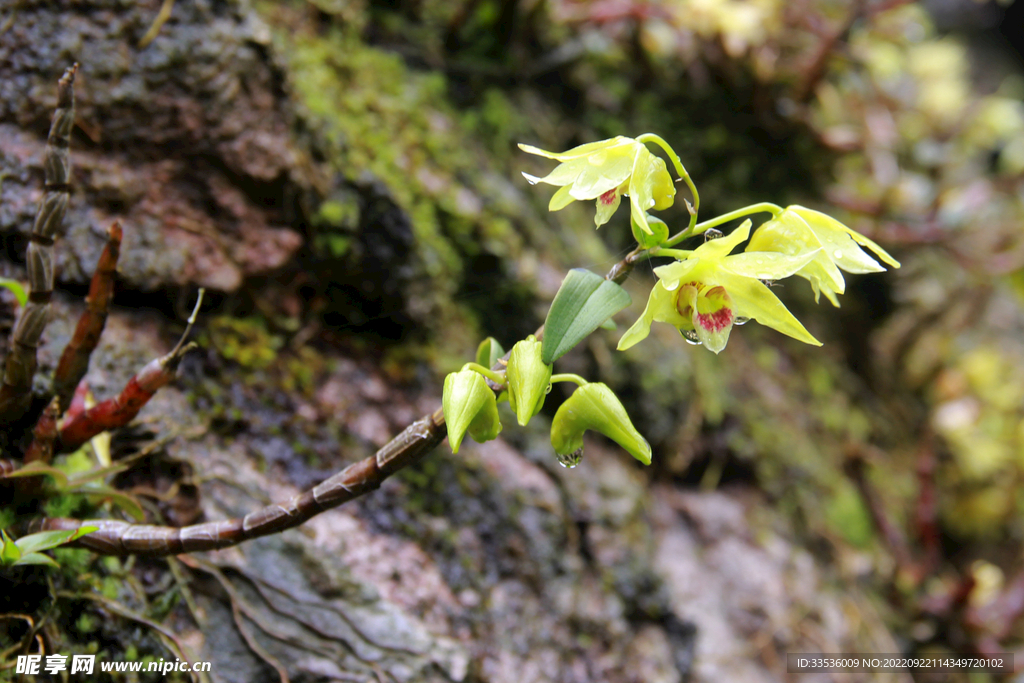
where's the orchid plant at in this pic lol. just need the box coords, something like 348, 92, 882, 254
442, 134, 899, 467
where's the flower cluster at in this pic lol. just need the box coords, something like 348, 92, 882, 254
521, 135, 899, 355
441, 133, 901, 469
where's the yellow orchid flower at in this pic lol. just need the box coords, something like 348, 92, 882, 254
746, 206, 901, 307
618, 220, 822, 354
519, 136, 676, 235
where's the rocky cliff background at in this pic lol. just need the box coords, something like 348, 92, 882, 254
3, 0, 1024, 681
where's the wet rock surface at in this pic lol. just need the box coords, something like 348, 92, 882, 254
1, 0, 305, 291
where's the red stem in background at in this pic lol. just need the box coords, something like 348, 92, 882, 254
53, 221, 123, 410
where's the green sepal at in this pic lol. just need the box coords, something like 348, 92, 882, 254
1, 530, 21, 565
0, 277, 27, 307
550, 383, 652, 465
475, 337, 506, 369
442, 369, 502, 453
631, 214, 669, 249
542, 269, 632, 364
506, 338, 552, 426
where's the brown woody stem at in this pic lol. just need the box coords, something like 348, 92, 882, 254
23, 396, 61, 464
37, 240, 648, 555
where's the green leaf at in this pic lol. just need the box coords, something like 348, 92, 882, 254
542, 269, 632, 364
14, 525, 98, 556
72, 485, 146, 521
475, 337, 506, 369
0, 460, 69, 489
0, 277, 27, 307
65, 459, 132, 488
12, 552, 60, 568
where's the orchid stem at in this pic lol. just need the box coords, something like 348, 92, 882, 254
637, 133, 700, 232
651, 248, 693, 260
550, 373, 587, 386
461, 363, 506, 385
662, 202, 783, 248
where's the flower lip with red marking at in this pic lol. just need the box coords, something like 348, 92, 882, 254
696, 287, 734, 333
618, 219, 823, 354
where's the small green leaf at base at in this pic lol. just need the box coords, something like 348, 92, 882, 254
476, 337, 506, 368
1, 525, 97, 568
542, 269, 631, 364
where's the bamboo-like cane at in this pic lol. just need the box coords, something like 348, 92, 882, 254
35, 218, 647, 556
40, 409, 447, 554
0, 65, 78, 424
56, 291, 205, 453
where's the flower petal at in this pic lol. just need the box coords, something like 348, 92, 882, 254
569, 144, 638, 200
716, 271, 821, 346
628, 147, 670, 234
791, 206, 900, 272
549, 184, 575, 211
617, 281, 684, 350
653, 257, 699, 288
522, 156, 592, 187
748, 210, 845, 303
518, 137, 634, 161
694, 219, 752, 260
722, 249, 821, 281
691, 285, 734, 354
594, 187, 622, 227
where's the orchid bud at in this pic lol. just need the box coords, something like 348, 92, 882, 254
506, 337, 552, 426
442, 369, 502, 453
631, 214, 669, 249
550, 382, 651, 465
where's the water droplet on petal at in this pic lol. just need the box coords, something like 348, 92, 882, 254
545, 383, 553, 394
755, 258, 764, 264
557, 448, 584, 468
663, 280, 680, 291
758, 273, 772, 280
833, 249, 843, 259
681, 329, 702, 345
588, 151, 607, 165
704, 228, 724, 241
734, 316, 750, 326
